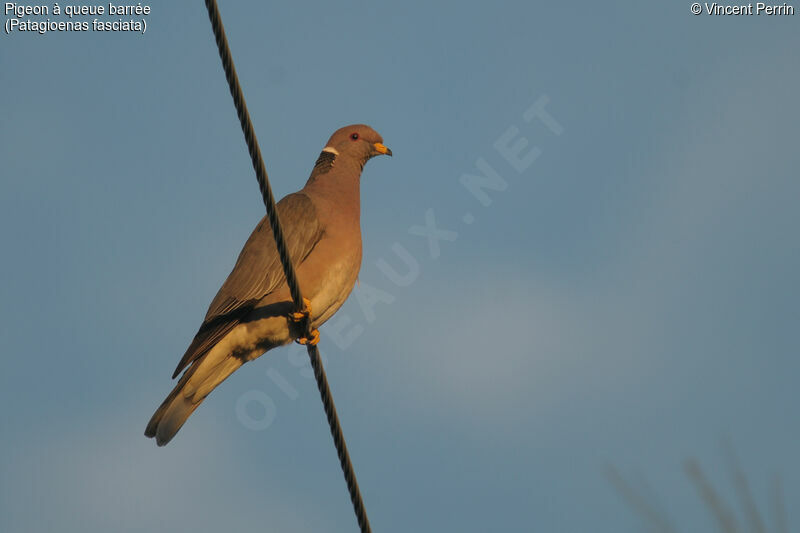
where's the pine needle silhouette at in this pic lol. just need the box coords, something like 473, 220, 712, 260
609, 451, 790, 533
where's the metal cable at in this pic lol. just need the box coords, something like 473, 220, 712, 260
203, 2, 372, 531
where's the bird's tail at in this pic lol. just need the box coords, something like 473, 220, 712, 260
145, 352, 245, 446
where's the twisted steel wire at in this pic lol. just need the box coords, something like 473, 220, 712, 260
204, 2, 372, 531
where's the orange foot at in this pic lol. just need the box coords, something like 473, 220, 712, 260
289, 297, 313, 323
289, 297, 320, 345
296, 328, 320, 346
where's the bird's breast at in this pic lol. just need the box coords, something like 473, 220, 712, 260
296, 230, 362, 328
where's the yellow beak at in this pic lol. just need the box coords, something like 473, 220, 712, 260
373, 143, 392, 156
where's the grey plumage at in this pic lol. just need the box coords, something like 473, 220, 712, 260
171, 193, 323, 379
145, 124, 391, 446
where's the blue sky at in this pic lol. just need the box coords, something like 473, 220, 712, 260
1, 2, 798, 532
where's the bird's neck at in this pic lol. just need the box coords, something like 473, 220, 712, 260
302, 159, 363, 223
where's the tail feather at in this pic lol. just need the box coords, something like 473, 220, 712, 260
145, 352, 245, 446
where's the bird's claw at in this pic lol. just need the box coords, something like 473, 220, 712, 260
289, 298, 319, 345
289, 297, 312, 322
296, 328, 320, 346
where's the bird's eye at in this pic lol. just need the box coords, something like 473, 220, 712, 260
350, 133, 359, 141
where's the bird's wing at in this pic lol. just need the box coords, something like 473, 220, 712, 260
171, 192, 322, 378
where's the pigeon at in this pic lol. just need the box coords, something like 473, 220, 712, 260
145, 124, 391, 446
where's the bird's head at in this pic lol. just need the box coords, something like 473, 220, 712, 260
322, 124, 392, 166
